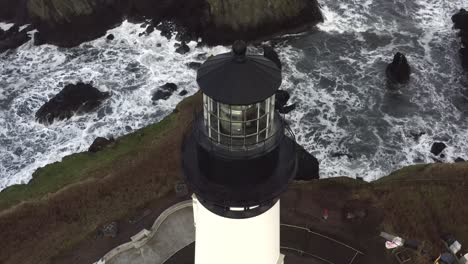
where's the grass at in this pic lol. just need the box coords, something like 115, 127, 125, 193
0, 92, 467, 263
0, 94, 201, 264
0, 95, 193, 212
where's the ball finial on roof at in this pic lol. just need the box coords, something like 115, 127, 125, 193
232, 40, 247, 56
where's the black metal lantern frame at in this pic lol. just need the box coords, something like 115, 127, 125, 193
203, 94, 277, 149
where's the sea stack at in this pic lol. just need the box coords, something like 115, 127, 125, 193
386, 52, 411, 84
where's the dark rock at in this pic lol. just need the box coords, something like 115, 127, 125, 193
25, 0, 323, 47
187, 62, 202, 70
410, 131, 426, 141
0, 24, 31, 53
175, 42, 190, 54
33, 32, 45, 46
28, 0, 124, 47
460, 48, 468, 70
88, 137, 114, 153
106, 34, 114, 40
430, 142, 447, 156
156, 21, 177, 40
331, 152, 353, 159
152, 83, 178, 101
460, 30, 468, 47
386, 52, 411, 84
275, 90, 290, 109
278, 103, 296, 114
35, 83, 110, 124
275, 90, 296, 113
0, 0, 30, 24
455, 157, 465, 163
295, 142, 320, 181
156, 43, 161, 47
452, 9, 468, 31
125, 125, 133, 132
178, 90, 188, 96
263, 45, 282, 69
145, 25, 154, 35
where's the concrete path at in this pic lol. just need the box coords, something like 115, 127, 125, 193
98, 201, 365, 264
98, 201, 194, 264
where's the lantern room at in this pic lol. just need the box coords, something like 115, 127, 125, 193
197, 40, 283, 153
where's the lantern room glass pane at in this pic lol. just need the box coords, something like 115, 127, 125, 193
202, 94, 277, 148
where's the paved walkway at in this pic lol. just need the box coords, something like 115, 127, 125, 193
98, 201, 364, 264
97, 201, 194, 264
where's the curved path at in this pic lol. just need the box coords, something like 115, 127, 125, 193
96, 200, 195, 264
97, 201, 364, 264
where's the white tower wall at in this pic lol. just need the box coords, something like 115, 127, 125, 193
192, 195, 284, 264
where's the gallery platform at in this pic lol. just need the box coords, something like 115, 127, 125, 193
95, 200, 364, 264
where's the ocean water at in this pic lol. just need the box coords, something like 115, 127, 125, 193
0, 0, 467, 189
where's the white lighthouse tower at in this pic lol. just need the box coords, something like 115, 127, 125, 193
182, 41, 298, 264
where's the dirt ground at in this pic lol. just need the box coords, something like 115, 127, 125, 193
52, 181, 391, 264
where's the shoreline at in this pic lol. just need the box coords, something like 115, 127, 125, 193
0, 93, 467, 263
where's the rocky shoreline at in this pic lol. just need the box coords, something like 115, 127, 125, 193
0, 0, 323, 49
0, 93, 467, 264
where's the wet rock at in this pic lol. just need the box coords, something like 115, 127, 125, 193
28, 0, 123, 47
331, 152, 353, 159
452, 9, 468, 31
178, 90, 188, 96
455, 157, 465, 163
152, 83, 178, 101
88, 137, 114, 153
295, 142, 320, 181
35, 83, 110, 124
275, 90, 296, 113
460, 48, 468, 70
410, 131, 426, 141
33, 32, 46, 46
279, 103, 297, 114
187, 62, 202, 70
175, 42, 190, 54
0, 0, 29, 24
386, 52, 411, 84
26, 0, 323, 47
460, 30, 468, 47
0, 24, 31, 53
275, 90, 290, 109
263, 45, 282, 69
106, 34, 114, 40
145, 25, 154, 35
156, 21, 177, 40
430, 142, 447, 156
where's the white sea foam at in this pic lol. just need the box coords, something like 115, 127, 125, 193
1, 0, 468, 187
0, 22, 14, 31
279, 0, 468, 180
0, 21, 228, 189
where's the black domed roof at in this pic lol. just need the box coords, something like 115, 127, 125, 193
196, 41, 282, 105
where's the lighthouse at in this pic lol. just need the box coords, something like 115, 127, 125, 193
181, 41, 298, 264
